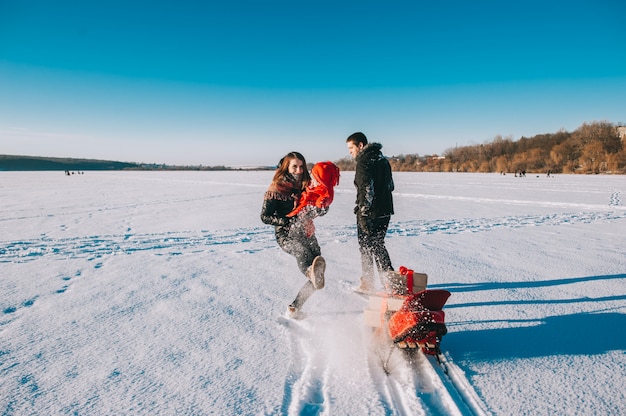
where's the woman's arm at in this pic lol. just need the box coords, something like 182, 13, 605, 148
260, 197, 290, 227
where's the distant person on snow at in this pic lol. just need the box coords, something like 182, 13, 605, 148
260, 153, 339, 318
346, 132, 395, 293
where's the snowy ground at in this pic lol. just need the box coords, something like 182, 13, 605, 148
1, 170, 625, 415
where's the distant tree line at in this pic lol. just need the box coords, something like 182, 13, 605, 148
334, 121, 626, 174
5, 120, 624, 174
0, 155, 141, 171
0, 155, 273, 171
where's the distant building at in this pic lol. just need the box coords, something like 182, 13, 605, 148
618, 126, 626, 142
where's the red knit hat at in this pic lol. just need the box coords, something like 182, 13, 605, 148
311, 161, 340, 202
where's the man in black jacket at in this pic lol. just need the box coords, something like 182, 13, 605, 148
346, 132, 395, 292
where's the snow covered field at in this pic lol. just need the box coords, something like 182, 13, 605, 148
1, 170, 625, 415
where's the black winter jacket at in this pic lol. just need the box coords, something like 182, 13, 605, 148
354, 142, 394, 218
260, 178, 301, 245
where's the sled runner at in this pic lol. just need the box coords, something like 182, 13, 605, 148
363, 266, 451, 356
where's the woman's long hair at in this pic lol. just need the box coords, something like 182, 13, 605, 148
273, 151, 311, 191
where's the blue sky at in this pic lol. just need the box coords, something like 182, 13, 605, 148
1, 0, 625, 166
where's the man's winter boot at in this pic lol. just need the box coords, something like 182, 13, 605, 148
356, 275, 374, 293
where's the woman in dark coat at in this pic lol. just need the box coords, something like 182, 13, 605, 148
260, 152, 326, 318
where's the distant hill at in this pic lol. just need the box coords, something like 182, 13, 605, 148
0, 155, 278, 171
0, 155, 141, 171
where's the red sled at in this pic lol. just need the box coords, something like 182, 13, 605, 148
363, 266, 451, 355
387, 289, 450, 354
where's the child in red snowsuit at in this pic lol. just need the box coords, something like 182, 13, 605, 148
287, 161, 341, 237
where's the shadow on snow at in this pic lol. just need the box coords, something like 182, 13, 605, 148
446, 312, 626, 361
432, 274, 626, 360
